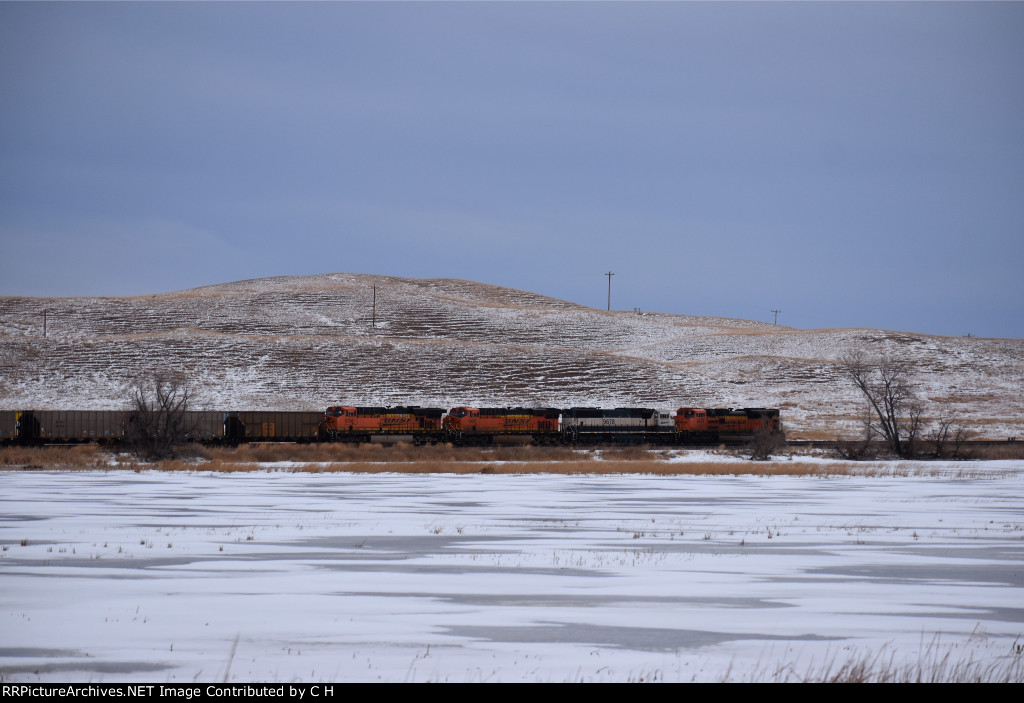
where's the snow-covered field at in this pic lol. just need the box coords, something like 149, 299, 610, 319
3, 461, 1023, 682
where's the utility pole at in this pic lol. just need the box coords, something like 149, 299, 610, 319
605, 271, 614, 311
372, 285, 376, 329
771, 309, 781, 325
43, 309, 47, 337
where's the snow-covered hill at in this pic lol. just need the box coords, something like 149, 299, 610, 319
1, 273, 1021, 439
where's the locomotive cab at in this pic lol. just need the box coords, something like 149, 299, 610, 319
324, 406, 359, 432
675, 408, 708, 432
443, 407, 480, 432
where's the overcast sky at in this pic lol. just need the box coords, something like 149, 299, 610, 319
2, 2, 1022, 338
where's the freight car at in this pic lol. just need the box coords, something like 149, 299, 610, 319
1, 410, 326, 446
222, 411, 323, 443
0, 410, 19, 443
2, 410, 127, 445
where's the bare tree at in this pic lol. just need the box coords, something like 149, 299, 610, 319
950, 424, 976, 459
747, 426, 786, 461
839, 351, 919, 458
904, 400, 925, 457
125, 372, 194, 460
928, 416, 955, 458
834, 406, 880, 460
925, 415, 979, 459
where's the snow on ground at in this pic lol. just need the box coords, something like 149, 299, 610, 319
3, 463, 1023, 682
3, 273, 1022, 439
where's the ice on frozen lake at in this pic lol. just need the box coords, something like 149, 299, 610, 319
2, 467, 1023, 682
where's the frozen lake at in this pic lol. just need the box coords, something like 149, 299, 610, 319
3, 466, 1023, 682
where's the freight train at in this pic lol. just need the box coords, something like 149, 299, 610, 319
2, 405, 782, 447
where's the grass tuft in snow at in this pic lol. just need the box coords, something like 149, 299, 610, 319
737, 636, 1024, 683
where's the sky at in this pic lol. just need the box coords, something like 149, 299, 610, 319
1, 2, 1022, 338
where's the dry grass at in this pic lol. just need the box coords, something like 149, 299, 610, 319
744, 637, 1024, 683
125, 457, 954, 477
202, 443, 642, 464
2, 442, 1019, 476
958, 442, 1024, 460
794, 429, 839, 441
0, 444, 108, 469
283, 460, 986, 477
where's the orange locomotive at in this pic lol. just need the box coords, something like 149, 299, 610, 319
321, 405, 444, 443
674, 407, 781, 443
443, 407, 561, 444
316, 405, 783, 446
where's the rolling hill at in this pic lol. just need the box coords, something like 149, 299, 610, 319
1, 273, 1021, 439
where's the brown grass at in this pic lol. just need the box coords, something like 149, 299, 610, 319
200, 443, 652, 464
794, 430, 838, 441
0, 444, 108, 469
959, 443, 1024, 460
746, 636, 1024, 683
129, 457, 961, 477
3, 443, 1020, 476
